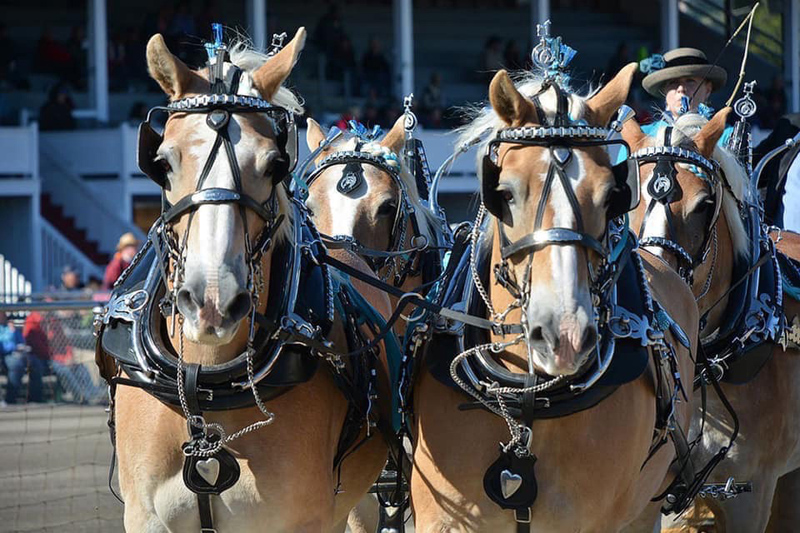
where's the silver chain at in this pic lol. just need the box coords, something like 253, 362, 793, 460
176, 316, 276, 458
695, 226, 718, 302
471, 205, 496, 316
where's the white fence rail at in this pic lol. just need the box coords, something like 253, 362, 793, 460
40, 219, 104, 289
0, 254, 32, 303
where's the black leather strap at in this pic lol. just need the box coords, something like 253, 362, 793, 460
163, 188, 275, 224
197, 493, 216, 532
185, 363, 202, 416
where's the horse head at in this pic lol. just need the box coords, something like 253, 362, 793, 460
304, 116, 435, 288
143, 29, 305, 345
479, 63, 638, 376
623, 108, 752, 313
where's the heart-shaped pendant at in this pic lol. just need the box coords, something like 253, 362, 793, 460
500, 469, 523, 499
195, 457, 220, 486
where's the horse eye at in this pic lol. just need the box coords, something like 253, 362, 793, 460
155, 157, 172, 175
500, 189, 514, 205
377, 201, 397, 218
695, 198, 715, 214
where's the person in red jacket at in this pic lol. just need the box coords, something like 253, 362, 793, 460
103, 232, 140, 290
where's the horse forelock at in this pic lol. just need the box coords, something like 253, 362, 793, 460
651, 114, 750, 260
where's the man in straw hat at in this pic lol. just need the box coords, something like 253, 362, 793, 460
103, 232, 140, 290
640, 47, 732, 144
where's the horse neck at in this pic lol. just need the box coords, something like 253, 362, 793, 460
694, 212, 736, 335
164, 253, 271, 366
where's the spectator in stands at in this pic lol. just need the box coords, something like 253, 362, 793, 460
362, 37, 391, 97
327, 35, 357, 84
760, 75, 788, 130
0, 311, 25, 404
34, 27, 71, 78
60, 265, 84, 292
313, 4, 346, 60
605, 42, 630, 80
65, 25, 88, 90
503, 40, 524, 71
5, 311, 49, 404
421, 72, 444, 128
39, 83, 75, 131
103, 233, 140, 290
0, 23, 28, 91
481, 36, 503, 79
108, 30, 128, 91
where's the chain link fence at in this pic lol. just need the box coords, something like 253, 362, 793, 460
0, 298, 123, 532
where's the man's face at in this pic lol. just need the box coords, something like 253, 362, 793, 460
62, 272, 79, 289
121, 245, 137, 262
664, 76, 712, 117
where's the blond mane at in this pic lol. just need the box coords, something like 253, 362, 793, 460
648, 113, 750, 259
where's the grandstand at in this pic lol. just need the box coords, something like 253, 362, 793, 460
0, 0, 795, 294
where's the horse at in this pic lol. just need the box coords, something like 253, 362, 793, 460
96, 28, 396, 532
623, 110, 800, 532
302, 114, 447, 531
409, 62, 700, 532
303, 115, 442, 337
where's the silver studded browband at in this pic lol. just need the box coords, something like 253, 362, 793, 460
632, 146, 719, 176
496, 125, 609, 142
167, 94, 277, 111
309, 150, 401, 181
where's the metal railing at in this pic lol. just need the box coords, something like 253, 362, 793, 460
0, 254, 32, 304
40, 219, 105, 289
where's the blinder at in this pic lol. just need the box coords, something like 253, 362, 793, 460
479, 137, 639, 221
136, 101, 297, 188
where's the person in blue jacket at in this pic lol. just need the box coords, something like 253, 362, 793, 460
640, 47, 732, 145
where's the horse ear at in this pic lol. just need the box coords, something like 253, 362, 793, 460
252, 27, 306, 100
489, 70, 536, 126
621, 117, 648, 153
585, 63, 638, 126
380, 116, 405, 154
306, 118, 326, 152
693, 107, 732, 158
146, 34, 195, 98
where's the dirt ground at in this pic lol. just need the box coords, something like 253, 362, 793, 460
0, 404, 122, 532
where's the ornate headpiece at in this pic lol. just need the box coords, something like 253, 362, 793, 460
530, 20, 576, 83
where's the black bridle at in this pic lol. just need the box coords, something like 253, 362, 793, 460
302, 141, 430, 287
631, 132, 723, 283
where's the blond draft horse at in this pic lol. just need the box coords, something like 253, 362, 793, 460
410, 64, 699, 532
623, 111, 800, 533
110, 29, 393, 531
303, 117, 441, 532
304, 117, 440, 338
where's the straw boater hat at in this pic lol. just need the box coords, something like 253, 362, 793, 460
116, 232, 140, 251
642, 48, 727, 97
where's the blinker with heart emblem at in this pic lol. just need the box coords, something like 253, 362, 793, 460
552, 146, 572, 166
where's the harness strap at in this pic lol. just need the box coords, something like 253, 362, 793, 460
185, 363, 203, 415
198, 494, 216, 533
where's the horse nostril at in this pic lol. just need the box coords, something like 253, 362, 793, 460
176, 286, 203, 319
530, 326, 544, 342
224, 291, 252, 323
